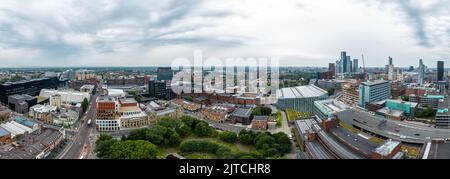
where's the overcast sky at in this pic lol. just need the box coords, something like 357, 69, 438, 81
0, 0, 449, 67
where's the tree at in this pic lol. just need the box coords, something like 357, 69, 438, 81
219, 131, 238, 144
273, 132, 292, 154
81, 98, 89, 113
194, 122, 214, 137
416, 107, 436, 118
252, 106, 272, 116
98, 140, 159, 159
238, 130, 255, 145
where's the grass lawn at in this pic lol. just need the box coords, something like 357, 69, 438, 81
368, 137, 385, 145
401, 145, 420, 159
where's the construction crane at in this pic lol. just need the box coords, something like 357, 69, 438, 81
356, 54, 367, 83
361, 54, 367, 81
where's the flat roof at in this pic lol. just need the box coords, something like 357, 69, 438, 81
361, 80, 389, 86
277, 85, 327, 99
314, 99, 350, 114
253, 116, 269, 121
385, 99, 418, 108
374, 140, 401, 156
231, 108, 252, 118
0, 127, 10, 137
377, 107, 404, 117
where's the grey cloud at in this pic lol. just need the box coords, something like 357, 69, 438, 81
370, 0, 450, 48
0, 0, 244, 62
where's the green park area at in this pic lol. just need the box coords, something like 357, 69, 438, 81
95, 116, 292, 159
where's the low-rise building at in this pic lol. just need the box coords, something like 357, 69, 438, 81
201, 106, 229, 123
80, 84, 96, 93
229, 107, 253, 125
313, 99, 350, 120
0, 124, 65, 159
39, 89, 90, 104
409, 94, 445, 109
371, 140, 403, 159
436, 108, 450, 129
251, 116, 269, 130
173, 99, 202, 112
376, 108, 404, 121
0, 127, 11, 143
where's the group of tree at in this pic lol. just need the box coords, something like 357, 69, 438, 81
95, 135, 159, 159
415, 107, 436, 118
122, 116, 217, 147
251, 106, 272, 116
238, 130, 291, 158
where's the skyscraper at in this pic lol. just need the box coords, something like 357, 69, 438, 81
346, 56, 352, 73
353, 59, 359, 74
438, 61, 444, 81
329, 63, 336, 77
387, 57, 395, 81
418, 59, 425, 85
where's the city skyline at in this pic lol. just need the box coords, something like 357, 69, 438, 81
0, 0, 449, 67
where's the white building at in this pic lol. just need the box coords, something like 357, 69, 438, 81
276, 85, 328, 114
40, 89, 91, 104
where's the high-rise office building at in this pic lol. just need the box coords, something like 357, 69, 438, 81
359, 80, 391, 108
418, 59, 425, 85
329, 63, 336, 77
437, 61, 444, 81
157, 67, 174, 81
346, 56, 352, 73
389, 56, 393, 66
353, 59, 359, 74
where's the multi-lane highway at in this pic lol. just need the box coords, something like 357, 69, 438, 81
349, 109, 450, 144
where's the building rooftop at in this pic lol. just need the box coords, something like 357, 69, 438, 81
30, 104, 57, 113
253, 116, 269, 121
374, 140, 401, 157
96, 96, 117, 103
361, 80, 389, 86
14, 116, 38, 129
0, 127, 10, 137
314, 99, 350, 114
231, 108, 252, 118
385, 99, 418, 108
437, 108, 449, 114
277, 84, 328, 99
377, 107, 404, 117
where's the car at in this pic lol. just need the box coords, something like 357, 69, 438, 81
394, 128, 400, 132
415, 134, 420, 136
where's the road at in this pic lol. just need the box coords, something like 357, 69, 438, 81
349, 109, 450, 144
276, 110, 291, 136
58, 93, 98, 159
